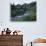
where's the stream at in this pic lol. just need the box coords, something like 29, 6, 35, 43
11, 13, 29, 21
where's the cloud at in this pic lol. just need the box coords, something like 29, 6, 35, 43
10, 0, 36, 5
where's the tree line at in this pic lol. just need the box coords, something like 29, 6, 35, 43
11, 1, 36, 17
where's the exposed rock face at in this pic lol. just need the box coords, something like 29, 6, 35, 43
0, 35, 23, 46
32, 38, 46, 43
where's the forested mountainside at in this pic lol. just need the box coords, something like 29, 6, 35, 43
11, 1, 36, 21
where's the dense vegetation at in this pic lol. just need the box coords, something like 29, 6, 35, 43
11, 1, 36, 21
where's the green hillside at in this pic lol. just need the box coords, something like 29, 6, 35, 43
11, 1, 36, 21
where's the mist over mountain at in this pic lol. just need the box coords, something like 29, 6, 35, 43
11, 1, 36, 21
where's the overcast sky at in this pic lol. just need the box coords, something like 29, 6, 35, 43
0, 0, 46, 46
10, 0, 36, 5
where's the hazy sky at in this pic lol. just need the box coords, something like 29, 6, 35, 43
10, 0, 36, 5
0, 0, 46, 46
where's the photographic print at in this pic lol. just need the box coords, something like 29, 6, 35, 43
10, 0, 36, 21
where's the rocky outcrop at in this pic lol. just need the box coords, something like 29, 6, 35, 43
32, 38, 46, 43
